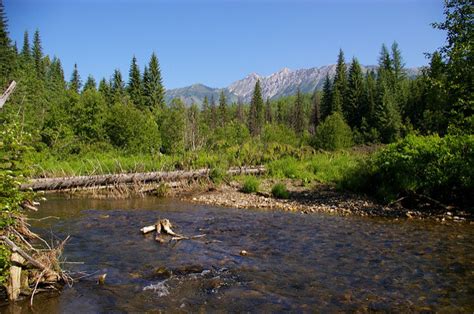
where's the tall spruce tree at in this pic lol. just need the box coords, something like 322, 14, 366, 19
32, 29, 44, 78
264, 98, 273, 123
292, 88, 305, 136
69, 63, 82, 93
320, 74, 332, 119
209, 95, 217, 129
83, 75, 97, 92
236, 97, 245, 123
21, 30, 31, 60
201, 96, 211, 127
128, 56, 143, 108
143, 52, 165, 111
331, 49, 347, 114
112, 68, 125, 100
310, 89, 321, 134
345, 57, 366, 128
391, 42, 406, 83
99, 78, 113, 106
218, 90, 227, 127
248, 80, 264, 136
0, 0, 14, 86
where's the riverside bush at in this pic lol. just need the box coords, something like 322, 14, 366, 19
241, 176, 260, 194
271, 183, 289, 199
312, 112, 353, 151
340, 134, 473, 209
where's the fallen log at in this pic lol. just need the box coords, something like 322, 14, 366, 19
21, 166, 266, 191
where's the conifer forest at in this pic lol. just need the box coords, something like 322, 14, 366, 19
0, 0, 473, 311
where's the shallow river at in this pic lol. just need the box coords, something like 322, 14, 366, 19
2, 196, 474, 312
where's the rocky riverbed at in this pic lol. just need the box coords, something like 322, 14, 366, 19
184, 179, 472, 222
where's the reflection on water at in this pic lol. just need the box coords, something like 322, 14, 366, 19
2, 196, 473, 312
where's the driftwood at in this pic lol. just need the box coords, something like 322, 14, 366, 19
1, 236, 48, 271
21, 166, 266, 191
141, 219, 206, 243
7, 253, 24, 301
0, 80, 16, 109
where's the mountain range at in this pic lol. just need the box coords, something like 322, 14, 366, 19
165, 64, 420, 105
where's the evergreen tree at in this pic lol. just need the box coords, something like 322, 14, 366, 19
374, 76, 402, 143
331, 49, 347, 114
310, 89, 321, 134
0, 0, 14, 86
264, 98, 273, 123
248, 80, 264, 136
112, 68, 125, 102
83, 75, 97, 92
379, 44, 392, 72
365, 70, 377, 125
69, 63, 81, 93
98, 78, 113, 106
276, 100, 284, 124
21, 30, 31, 60
210, 95, 217, 129
49, 57, 66, 88
320, 74, 332, 119
236, 97, 245, 123
201, 96, 211, 127
292, 88, 305, 136
32, 29, 44, 78
218, 90, 227, 127
345, 57, 366, 128
391, 41, 406, 83
143, 52, 165, 111
127, 55, 143, 108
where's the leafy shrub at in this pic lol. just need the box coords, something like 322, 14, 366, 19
312, 112, 353, 151
209, 167, 226, 184
271, 183, 289, 199
266, 157, 311, 181
340, 134, 474, 208
241, 176, 260, 194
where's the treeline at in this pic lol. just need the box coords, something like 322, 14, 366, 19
0, 0, 472, 160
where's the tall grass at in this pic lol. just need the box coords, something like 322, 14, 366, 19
266, 152, 364, 184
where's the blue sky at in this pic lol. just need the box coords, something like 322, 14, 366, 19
5, 0, 445, 89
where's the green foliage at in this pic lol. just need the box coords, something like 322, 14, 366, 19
143, 52, 165, 111
271, 182, 289, 199
161, 98, 186, 154
69, 63, 81, 93
433, 0, 473, 133
0, 243, 10, 284
241, 176, 260, 194
341, 134, 474, 208
262, 123, 298, 146
127, 55, 143, 108
292, 88, 306, 136
313, 112, 353, 151
209, 166, 226, 184
105, 102, 161, 153
248, 80, 264, 136
0, 122, 33, 284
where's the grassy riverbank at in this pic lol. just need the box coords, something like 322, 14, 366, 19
29, 148, 366, 186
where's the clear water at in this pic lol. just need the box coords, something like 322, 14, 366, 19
2, 196, 473, 312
